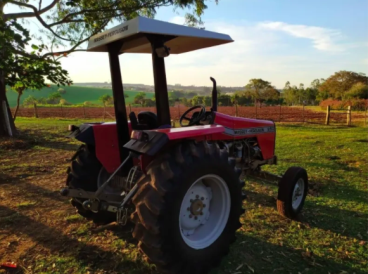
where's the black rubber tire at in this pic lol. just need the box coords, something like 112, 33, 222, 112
66, 145, 116, 225
277, 167, 308, 219
130, 141, 245, 274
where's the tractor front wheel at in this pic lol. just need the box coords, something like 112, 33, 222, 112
277, 167, 308, 219
130, 141, 245, 274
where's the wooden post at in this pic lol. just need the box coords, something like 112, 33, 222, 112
33, 103, 38, 118
279, 104, 282, 122
83, 105, 86, 118
303, 104, 305, 123
178, 104, 181, 117
235, 103, 238, 117
325, 105, 330, 125
255, 101, 258, 119
347, 106, 351, 126
60, 105, 63, 117
129, 104, 132, 113
365, 107, 367, 127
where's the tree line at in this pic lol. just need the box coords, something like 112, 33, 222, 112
132, 70, 367, 108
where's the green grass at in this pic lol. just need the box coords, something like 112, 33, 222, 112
6, 85, 154, 107
1, 119, 367, 274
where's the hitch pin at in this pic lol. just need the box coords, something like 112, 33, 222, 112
94, 153, 132, 199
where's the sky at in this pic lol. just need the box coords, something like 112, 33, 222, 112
4, 0, 368, 88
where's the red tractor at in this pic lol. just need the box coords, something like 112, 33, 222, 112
62, 16, 308, 274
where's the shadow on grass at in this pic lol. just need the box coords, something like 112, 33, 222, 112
246, 190, 367, 241
222, 232, 366, 274
0, 128, 78, 152
0, 205, 155, 274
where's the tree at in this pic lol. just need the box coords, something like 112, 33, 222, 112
23, 95, 38, 106
346, 82, 368, 99
319, 71, 368, 100
245, 78, 277, 106
48, 92, 62, 104
58, 88, 66, 94
0, 0, 218, 137
204, 96, 211, 106
99, 94, 112, 107
134, 92, 146, 106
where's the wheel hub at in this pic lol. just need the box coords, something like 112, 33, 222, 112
190, 199, 204, 216
179, 175, 231, 250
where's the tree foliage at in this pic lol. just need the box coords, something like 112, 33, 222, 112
99, 94, 112, 106
319, 71, 368, 100
133, 92, 146, 106
245, 78, 279, 104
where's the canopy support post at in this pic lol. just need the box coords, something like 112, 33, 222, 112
108, 41, 132, 174
150, 38, 171, 126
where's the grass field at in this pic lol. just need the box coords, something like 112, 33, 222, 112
6, 85, 154, 107
0, 118, 367, 274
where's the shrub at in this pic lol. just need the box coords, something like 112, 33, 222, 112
60, 99, 71, 105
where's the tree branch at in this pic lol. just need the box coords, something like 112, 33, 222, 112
5, 0, 60, 20
43, 20, 110, 58
6, 0, 73, 42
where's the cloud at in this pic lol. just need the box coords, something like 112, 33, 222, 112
258, 21, 344, 52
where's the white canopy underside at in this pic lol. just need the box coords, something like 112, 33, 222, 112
87, 16, 233, 54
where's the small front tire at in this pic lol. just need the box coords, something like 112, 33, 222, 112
277, 167, 308, 219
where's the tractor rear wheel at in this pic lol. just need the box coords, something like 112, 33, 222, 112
130, 141, 245, 274
66, 145, 116, 225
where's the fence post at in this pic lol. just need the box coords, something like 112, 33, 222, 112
129, 104, 132, 113
302, 104, 305, 123
325, 105, 330, 125
83, 105, 86, 118
178, 104, 180, 118
33, 103, 38, 118
255, 102, 258, 119
60, 105, 63, 117
235, 103, 238, 117
365, 107, 367, 127
347, 106, 351, 126
279, 104, 282, 122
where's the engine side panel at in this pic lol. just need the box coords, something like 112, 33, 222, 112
212, 112, 276, 159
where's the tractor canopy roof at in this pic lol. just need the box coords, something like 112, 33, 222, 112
87, 16, 233, 54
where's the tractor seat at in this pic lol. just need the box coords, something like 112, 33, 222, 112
129, 111, 159, 130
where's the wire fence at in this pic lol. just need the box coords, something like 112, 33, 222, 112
11, 104, 368, 126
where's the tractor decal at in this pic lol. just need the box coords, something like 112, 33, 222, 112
219, 125, 275, 136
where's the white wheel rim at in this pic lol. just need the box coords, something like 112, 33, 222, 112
179, 174, 231, 250
292, 178, 305, 210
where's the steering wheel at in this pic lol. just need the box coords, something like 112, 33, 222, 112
180, 105, 206, 127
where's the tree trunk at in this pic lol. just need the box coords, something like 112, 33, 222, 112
13, 91, 22, 121
0, 70, 17, 137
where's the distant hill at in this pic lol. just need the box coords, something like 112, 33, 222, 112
6, 85, 153, 107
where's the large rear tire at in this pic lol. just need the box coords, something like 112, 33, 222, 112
66, 145, 116, 225
130, 141, 245, 274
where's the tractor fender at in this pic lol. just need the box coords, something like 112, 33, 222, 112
69, 122, 132, 173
